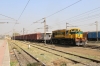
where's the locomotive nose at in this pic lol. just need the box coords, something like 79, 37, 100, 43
78, 34, 80, 37
76, 33, 83, 39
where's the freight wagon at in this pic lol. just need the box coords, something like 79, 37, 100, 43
87, 31, 100, 41
13, 33, 51, 42
37, 33, 51, 43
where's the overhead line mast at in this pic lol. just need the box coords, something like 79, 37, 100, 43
95, 21, 98, 41
42, 18, 46, 45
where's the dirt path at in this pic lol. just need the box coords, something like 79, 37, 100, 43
0, 40, 7, 66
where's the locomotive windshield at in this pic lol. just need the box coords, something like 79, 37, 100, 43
70, 29, 83, 34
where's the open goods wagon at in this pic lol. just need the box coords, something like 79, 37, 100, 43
37, 33, 51, 43
13, 33, 52, 42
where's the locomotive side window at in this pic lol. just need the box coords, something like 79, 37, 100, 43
70, 29, 82, 34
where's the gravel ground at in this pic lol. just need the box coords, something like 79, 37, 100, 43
8, 41, 19, 66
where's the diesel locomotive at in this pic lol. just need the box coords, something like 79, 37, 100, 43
52, 28, 86, 45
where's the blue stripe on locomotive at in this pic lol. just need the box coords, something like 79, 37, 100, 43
88, 31, 100, 38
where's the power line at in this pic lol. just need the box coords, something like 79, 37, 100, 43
0, 14, 17, 21
25, 0, 82, 30
54, 7, 100, 28
62, 6, 100, 22
45, 0, 82, 18
4, 30, 13, 34
0, 22, 8, 24
44, 5, 100, 30
45, 12, 100, 31
13, 0, 31, 28
76, 23, 94, 26
27, 12, 100, 33
60, 15, 100, 28
50, 13, 100, 30
17, 0, 30, 21
25, 18, 43, 29
5, 0, 82, 34
69, 13, 100, 23
49, 6, 100, 29
4, 0, 31, 36
69, 12, 100, 22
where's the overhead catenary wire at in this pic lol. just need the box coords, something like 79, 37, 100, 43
70, 15, 100, 26
51, 6, 100, 29
53, 6, 100, 28
3, 0, 31, 36
58, 14, 100, 29
3, 0, 100, 35
39, 5, 100, 31
0, 14, 17, 35
45, 0, 82, 18
0, 19, 15, 20
13, 0, 31, 28
25, 0, 82, 31
28, 5, 100, 33
52, 6, 100, 28
17, 0, 30, 22
61, 6, 100, 22
5, 0, 31, 36
76, 22, 95, 26
25, 18, 43, 29
69, 13, 100, 23
4, 30, 13, 35
0, 14, 17, 21
77, 23, 98, 31
49, 16, 100, 28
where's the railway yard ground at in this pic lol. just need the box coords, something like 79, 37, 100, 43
6, 39, 100, 66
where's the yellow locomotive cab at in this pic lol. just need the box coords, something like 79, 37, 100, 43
52, 29, 65, 38
52, 28, 86, 46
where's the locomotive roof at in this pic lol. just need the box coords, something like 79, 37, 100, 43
52, 28, 81, 32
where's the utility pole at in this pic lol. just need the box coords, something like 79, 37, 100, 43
23, 28, 25, 40
66, 23, 69, 30
46, 25, 48, 32
13, 29, 15, 41
95, 21, 98, 41
43, 18, 46, 45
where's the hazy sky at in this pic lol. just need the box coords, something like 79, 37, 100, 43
0, 0, 100, 35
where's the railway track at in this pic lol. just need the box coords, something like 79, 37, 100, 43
17, 41, 100, 66
9, 41, 20, 66
10, 41, 45, 66
84, 44, 100, 50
